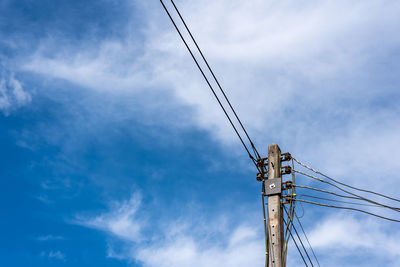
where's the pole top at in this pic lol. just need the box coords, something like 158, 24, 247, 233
268, 143, 281, 152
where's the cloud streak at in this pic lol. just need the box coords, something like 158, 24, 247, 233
77, 194, 400, 267
0, 71, 31, 115
76, 194, 142, 242
76, 193, 265, 267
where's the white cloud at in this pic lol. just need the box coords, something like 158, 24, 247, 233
24, 41, 150, 93
135, 227, 264, 267
36, 235, 64, 241
76, 193, 265, 267
77, 194, 400, 267
76, 194, 142, 242
41, 250, 66, 261
304, 214, 400, 266
0, 72, 31, 115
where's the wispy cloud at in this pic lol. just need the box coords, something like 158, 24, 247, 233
305, 213, 400, 266
310, 214, 392, 250
0, 71, 31, 115
76, 194, 142, 242
76, 193, 265, 267
36, 235, 64, 241
40, 250, 66, 261
76, 193, 400, 267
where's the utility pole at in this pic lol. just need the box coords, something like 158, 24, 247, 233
266, 143, 283, 266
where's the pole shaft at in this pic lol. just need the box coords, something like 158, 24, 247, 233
267, 143, 283, 266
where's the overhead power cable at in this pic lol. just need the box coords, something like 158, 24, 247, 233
283, 217, 308, 267
283, 206, 314, 267
290, 198, 400, 223
291, 221, 314, 267
293, 157, 400, 203
294, 210, 320, 267
159, 0, 261, 166
169, 0, 262, 160
293, 184, 363, 201
262, 194, 269, 267
293, 169, 400, 213
297, 194, 388, 208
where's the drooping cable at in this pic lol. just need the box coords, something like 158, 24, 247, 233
169, 0, 262, 160
293, 185, 364, 201
296, 200, 305, 218
293, 170, 400, 213
297, 194, 388, 208
283, 217, 309, 267
284, 206, 314, 267
293, 157, 400, 203
159, 0, 260, 166
262, 194, 269, 267
294, 210, 320, 267
291, 198, 400, 223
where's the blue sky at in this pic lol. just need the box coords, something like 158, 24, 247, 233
1, 0, 400, 266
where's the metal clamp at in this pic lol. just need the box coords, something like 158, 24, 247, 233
256, 172, 268, 181
281, 152, 292, 162
282, 181, 293, 190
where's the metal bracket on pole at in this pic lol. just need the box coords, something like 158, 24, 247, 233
281, 165, 292, 175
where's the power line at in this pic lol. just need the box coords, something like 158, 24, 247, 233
292, 221, 314, 267
262, 194, 269, 267
169, 0, 262, 160
283, 206, 314, 267
290, 198, 400, 223
283, 190, 296, 265
293, 210, 321, 267
294, 184, 364, 201
283, 217, 309, 267
158, 0, 400, 264
293, 157, 400, 203
159, 0, 260, 167
282, 198, 294, 266
297, 194, 387, 208
293, 169, 400, 213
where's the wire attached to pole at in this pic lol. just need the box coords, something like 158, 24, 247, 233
159, 0, 261, 167
291, 198, 400, 223
283, 217, 309, 267
294, 210, 321, 267
262, 193, 269, 267
293, 157, 400, 203
293, 169, 400, 213
283, 206, 314, 267
169, 0, 262, 161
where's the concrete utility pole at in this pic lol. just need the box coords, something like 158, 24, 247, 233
266, 143, 283, 266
